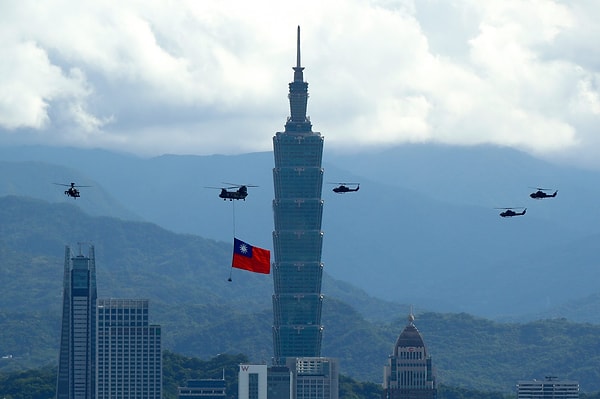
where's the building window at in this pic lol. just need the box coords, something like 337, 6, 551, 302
249, 373, 259, 399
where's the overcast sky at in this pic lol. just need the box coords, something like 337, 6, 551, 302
1, 0, 599, 168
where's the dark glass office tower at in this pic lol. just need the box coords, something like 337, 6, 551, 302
272, 26, 325, 364
56, 245, 97, 399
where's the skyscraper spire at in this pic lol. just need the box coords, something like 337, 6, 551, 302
272, 27, 324, 364
286, 25, 310, 131
294, 25, 304, 83
296, 25, 301, 69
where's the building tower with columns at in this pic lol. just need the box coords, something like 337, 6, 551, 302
383, 313, 437, 399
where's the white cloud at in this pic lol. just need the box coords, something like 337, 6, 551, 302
0, 0, 599, 168
0, 40, 70, 129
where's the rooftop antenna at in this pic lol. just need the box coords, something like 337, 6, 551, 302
76, 241, 92, 257
293, 25, 305, 81
296, 25, 301, 68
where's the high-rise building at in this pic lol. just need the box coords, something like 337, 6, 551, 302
56, 244, 98, 399
272, 25, 325, 365
517, 377, 579, 399
239, 364, 269, 399
286, 357, 339, 399
239, 360, 338, 399
96, 299, 162, 399
383, 313, 436, 399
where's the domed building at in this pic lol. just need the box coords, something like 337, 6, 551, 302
382, 313, 437, 399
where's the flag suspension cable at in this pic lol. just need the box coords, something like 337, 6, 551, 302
228, 201, 236, 281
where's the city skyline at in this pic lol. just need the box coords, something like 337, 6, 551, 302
0, 5, 597, 394
55, 244, 162, 398
0, 191, 595, 393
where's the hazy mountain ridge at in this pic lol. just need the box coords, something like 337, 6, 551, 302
2, 196, 600, 391
0, 160, 141, 221
1, 144, 600, 320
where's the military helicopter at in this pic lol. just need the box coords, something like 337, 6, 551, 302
54, 182, 91, 199
329, 182, 360, 193
530, 187, 558, 199
206, 183, 258, 201
495, 207, 527, 218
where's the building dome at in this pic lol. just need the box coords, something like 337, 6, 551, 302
384, 312, 436, 398
393, 314, 426, 357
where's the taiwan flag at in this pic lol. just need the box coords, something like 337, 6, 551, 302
231, 238, 271, 274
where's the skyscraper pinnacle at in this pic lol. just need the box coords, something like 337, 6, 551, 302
286, 26, 311, 131
293, 25, 305, 82
297, 25, 301, 69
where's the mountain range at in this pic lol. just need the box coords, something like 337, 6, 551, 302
2, 195, 600, 392
1, 144, 600, 321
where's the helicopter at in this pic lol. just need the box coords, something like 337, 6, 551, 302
206, 183, 258, 201
54, 182, 91, 199
496, 207, 527, 218
530, 187, 558, 199
329, 182, 360, 193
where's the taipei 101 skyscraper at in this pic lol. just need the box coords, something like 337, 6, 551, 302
272, 26, 325, 364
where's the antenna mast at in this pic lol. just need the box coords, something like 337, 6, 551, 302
296, 25, 301, 68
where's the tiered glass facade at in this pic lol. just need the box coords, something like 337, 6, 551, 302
56, 245, 97, 399
272, 26, 325, 364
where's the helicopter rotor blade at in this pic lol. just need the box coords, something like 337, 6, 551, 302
221, 182, 259, 188
53, 183, 91, 187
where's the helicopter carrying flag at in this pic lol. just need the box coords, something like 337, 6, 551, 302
205, 183, 259, 201
231, 238, 271, 274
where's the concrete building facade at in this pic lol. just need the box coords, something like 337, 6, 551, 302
96, 299, 162, 399
239, 364, 269, 399
517, 377, 579, 399
178, 379, 227, 399
286, 357, 339, 399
